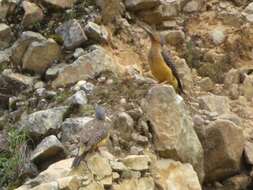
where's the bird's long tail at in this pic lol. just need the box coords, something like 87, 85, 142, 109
71, 146, 88, 168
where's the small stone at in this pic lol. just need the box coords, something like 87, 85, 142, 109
84, 22, 108, 42
22, 1, 43, 28
121, 170, 141, 179
131, 133, 149, 145
67, 90, 87, 107
198, 77, 214, 91
193, 115, 204, 126
31, 135, 66, 164
73, 48, 85, 59
35, 88, 46, 97
114, 112, 134, 141
120, 98, 127, 105
122, 155, 151, 171
110, 160, 128, 172
183, 0, 202, 13
55, 19, 87, 50
34, 81, 46, 89
112, 172, 120, 180
162, 29, 185, 46
210, 28, 226, 45
130, 146, 144, 155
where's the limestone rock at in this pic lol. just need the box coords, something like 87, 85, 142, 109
124, 0, 159, 11
112, 177, 155, 190
0, 23, 14, 49
244, 141, 253, 165
152, 159, 201, 190
22, 39, 61, 74
10, 31, 46, 67
87, 153, 112, 180
195, 119, 244, 182
122, 155, 151, 171
61, 117, 93, 143
41, 0, 75, 9
52, 45, 122, 88
31, 135, 66, 165
19, 106, 68, 138
22, 1, 43, 28
142, 85, 204, 182
162, 30, 185, 46
55, 19, 87, 50
84, 22, 108, 43
198, 77, 214, 91
198, 94, 230, 114
210, 28, 226, 45
110, 160, 128, 172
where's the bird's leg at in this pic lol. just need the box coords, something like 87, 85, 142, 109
159, 81, 169, 85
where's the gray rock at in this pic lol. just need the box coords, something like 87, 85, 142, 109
72, 80, 95, 94
84, 22, 108, 42
125, 0, 159, 11
52, 45, 122, 88
198, 94, 231, 115
142, 85, 204, 182
45, 63, 68, 80
67, 90, 87, 107
61, 117, 93, 143
55, 19, 87, 50
196, 119, 244, 182
0, 23, 14, 49
22, 39, 61, 74
19, 106, 68, 138
73, 48, 85, 59
183, 0, 203, 13
31, 135, 66, 164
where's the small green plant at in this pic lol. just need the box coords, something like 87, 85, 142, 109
184, 40, 202, 69
0, 128, 28, 188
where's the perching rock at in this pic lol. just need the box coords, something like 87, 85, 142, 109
152, 159, 201, 190
31, 135, 66, 165
19, 106, 68, 139
195, 119, 244, 182
198, 94, 231, 115
52, 45, 122, 88
142, 85, 204, 182
55, 19, 87, 50
0, 23, 14, 49
61, 117, 93, 143
22, 39, 61, 74
22, 1, 44, 28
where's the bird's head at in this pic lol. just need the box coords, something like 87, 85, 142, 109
138, 23, 161, 44
95, 105, 111, 122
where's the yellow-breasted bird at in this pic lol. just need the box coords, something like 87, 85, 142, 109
141, 25, 184, 94
71, 105, 111, 168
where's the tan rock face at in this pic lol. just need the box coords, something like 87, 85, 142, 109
142, 85, 204, 182
22, 1, 44, 28
152, 159, 201, 190
22, 39, 61, 74
195, 119, 244, 182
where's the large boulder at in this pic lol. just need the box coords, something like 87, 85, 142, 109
151, 159, 201, 190
22, 39, 61, 74
52, 45, 123, 88
142, 85, 204, 182
19, 106, 68, 139
195, 119, 244, 182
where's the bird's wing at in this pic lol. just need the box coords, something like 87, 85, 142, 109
161, 49, 184, 94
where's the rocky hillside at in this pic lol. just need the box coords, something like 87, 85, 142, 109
1, 0, 253, 189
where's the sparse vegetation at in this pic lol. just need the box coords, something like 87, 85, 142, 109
0, 128, 29, 189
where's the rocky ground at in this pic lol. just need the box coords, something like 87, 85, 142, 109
1, 0, 253, 190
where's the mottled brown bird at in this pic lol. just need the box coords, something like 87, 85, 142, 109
71, 106, 111, 168
140, 25, 184, 94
